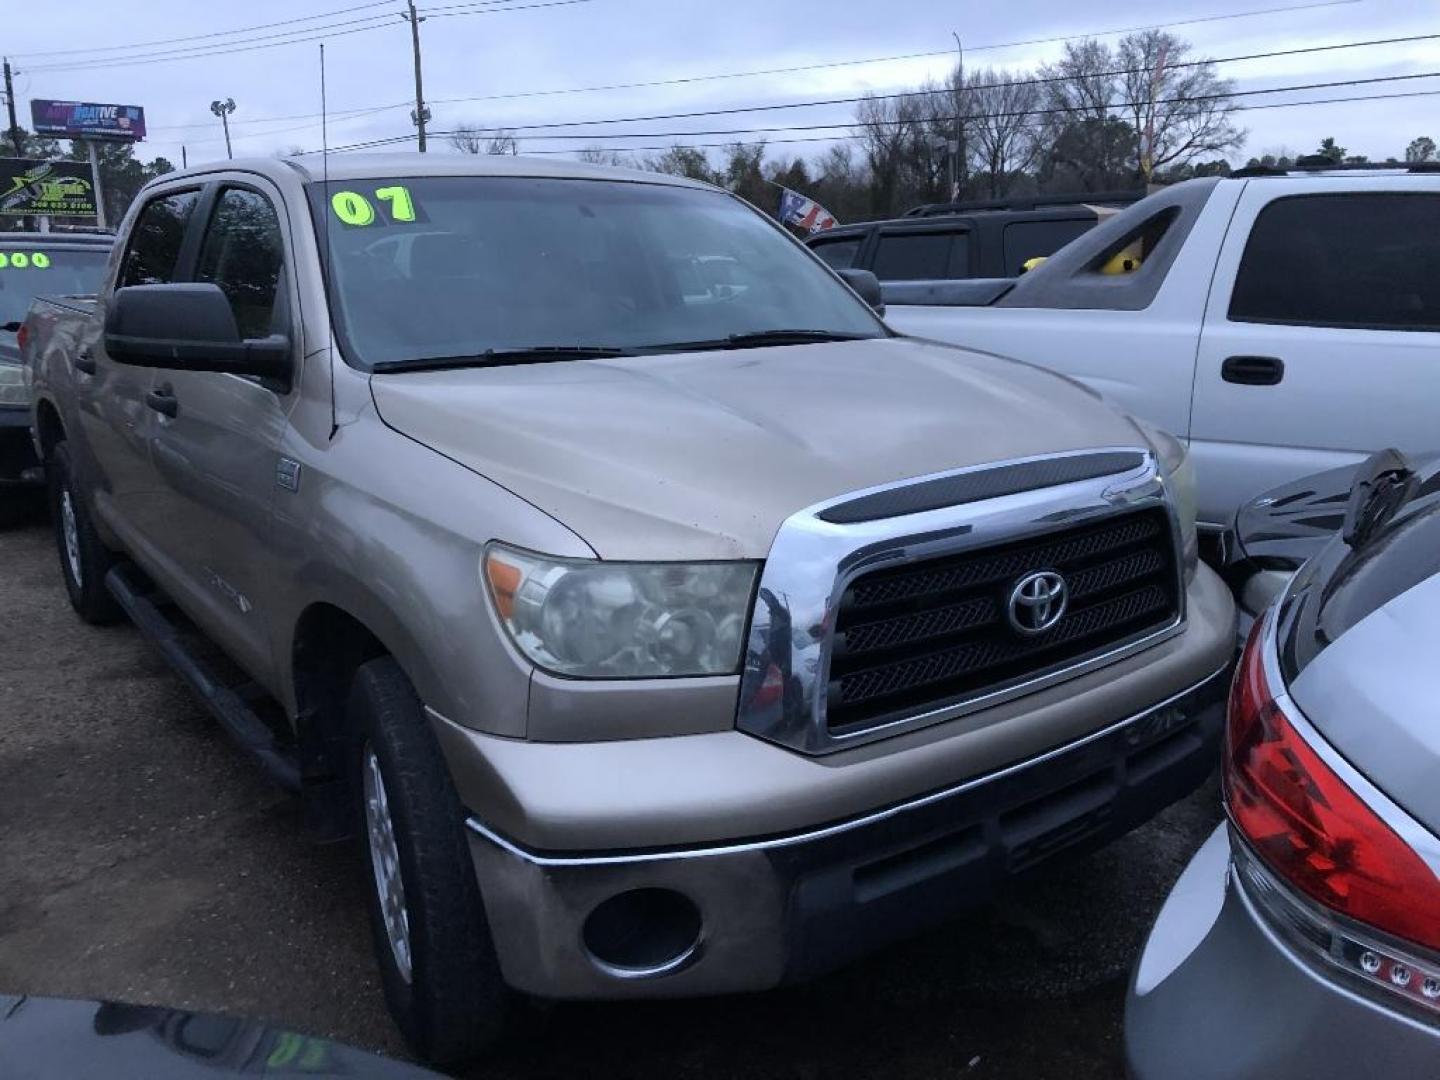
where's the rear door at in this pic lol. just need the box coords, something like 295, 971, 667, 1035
137, 179, 300, 683
77, 188, 200, 546
1190, 179, 1440, 524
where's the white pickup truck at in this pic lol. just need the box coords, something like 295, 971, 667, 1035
883, 168, 1440, 532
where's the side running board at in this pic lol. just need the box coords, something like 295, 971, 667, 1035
105, 564, 301, 792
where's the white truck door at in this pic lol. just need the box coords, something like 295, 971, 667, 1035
1191, 176, 1440, 528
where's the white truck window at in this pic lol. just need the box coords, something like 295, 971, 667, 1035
1229, 193, 1440, 332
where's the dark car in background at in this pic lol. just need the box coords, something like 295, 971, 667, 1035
0, 232, 111, 512
1127, 449, 1440, 1078
804, 190, 1141, 281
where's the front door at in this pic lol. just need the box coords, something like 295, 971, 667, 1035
138, 180, 301, 685
1190, 179, 1440, 526
74, 188, 201, 548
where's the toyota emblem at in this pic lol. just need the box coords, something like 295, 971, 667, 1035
1007, 570, 1068, 635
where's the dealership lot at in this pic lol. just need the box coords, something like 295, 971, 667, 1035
0, 509, 1219, 1078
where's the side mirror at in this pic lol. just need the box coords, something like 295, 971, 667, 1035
837, 268, 885, 316
104, 283, 290, 380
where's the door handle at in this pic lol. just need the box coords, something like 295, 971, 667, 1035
1221, 355, 1284, 386
145, 384, 179, 418
74, 348, 97, 376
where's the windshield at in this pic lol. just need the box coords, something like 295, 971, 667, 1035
0, 247, 109, 327
307, 176, 884, 368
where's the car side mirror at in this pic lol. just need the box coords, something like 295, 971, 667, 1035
837, 268, 885, 316
104, 283, 290, 381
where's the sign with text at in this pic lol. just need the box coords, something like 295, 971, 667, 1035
30, 99, 146, 141
0, 159, 99, 218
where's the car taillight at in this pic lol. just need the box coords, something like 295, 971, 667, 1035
1224, 616, 1440, 952
16, 323, 29, 353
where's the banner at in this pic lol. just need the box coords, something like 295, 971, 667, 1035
30, 99, 146, 141
0, 159, 100, 218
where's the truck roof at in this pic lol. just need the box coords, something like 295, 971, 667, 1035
151, 153, 714, 190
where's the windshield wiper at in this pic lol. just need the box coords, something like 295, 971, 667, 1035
652, 329, 876, 354
372, 346, 632, 374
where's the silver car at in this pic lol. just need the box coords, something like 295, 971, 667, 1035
1127, 450, 1440, 1077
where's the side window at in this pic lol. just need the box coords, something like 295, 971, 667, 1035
195, 188, 286, 339
809, 236, 862, 271
872, 231, 968, 281
118, 191, 199, 287
1003, 219, 1092, 276
1229, 194, 1440, 331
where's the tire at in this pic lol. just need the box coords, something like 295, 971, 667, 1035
348, 656, 511, 1064
47, 440, 121, 625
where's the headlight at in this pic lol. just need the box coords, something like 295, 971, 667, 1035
1139, 422, 1199, 580
0, 362, 26, 407
483, 544, 758, 678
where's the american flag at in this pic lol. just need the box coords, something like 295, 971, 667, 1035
778, 188, 838, 234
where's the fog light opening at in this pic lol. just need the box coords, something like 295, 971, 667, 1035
582, 888, 703, 978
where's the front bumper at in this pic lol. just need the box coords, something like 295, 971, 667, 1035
1126, 825, 1440, 1079
466, 664, 1228, 1000
0, 405, 41, 487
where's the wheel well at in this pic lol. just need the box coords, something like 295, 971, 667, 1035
291, 603, 388, 838
34, 399, 64, 460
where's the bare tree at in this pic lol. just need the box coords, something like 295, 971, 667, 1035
643, 145, 717, 183
576, 145, 634, 166
1119, 30, 1243, 180
449, 123, 519, 155
964, 67, 1041, 197
1040, 39, 1118, 122
1036, 39, 1133, 190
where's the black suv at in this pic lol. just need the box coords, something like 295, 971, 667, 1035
806, 191, 1141, 281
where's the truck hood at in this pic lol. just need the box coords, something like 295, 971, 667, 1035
369, 337, 1144, 560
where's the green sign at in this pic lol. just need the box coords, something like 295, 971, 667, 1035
0, 158, 100, 218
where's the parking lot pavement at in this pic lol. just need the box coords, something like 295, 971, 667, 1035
0, 507, 1222, 1079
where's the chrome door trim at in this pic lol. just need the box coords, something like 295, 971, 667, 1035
735, 446, 1187, 754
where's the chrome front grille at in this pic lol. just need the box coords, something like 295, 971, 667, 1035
827, 509, 1180, 734
735, 448, 1186, 755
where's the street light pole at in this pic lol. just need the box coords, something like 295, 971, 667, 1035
402, 0, 429, 152
951, 32, 965, 203
2, 58, 24, 157
210, 98, 236, 159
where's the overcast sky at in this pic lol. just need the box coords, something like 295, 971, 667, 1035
4, 0, 1435, 172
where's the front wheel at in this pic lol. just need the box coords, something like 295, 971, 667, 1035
47, 440, 120, 624
349, 656, 511, 1064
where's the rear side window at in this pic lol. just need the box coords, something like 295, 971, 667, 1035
1003, 219, 1092, 276
809, 236, 862, 271
1229, 194, 1440, 331
119, 190, 199, 287
872, 230, 970, 281
195, 188, 286, 339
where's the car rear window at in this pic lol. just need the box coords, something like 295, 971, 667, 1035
1002, 219, 1092, 276
872, 230, 970, 281
1229, 193, 1440, 331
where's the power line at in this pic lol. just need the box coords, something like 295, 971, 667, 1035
136, 0, 1368, 135
305, 80, 1440, 155
426, 0, 1366, 107
397, 44, 1440, 137
22, 0, 593, 73
8, 0, 398, 60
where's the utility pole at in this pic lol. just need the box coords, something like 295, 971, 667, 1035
2, 58, 24, 156
951, 33, 965, 203
402, 0, 429, 152
210, 98, 236, 159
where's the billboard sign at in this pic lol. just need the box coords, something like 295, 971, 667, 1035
0, 159, 100, 218
30, 99, 146, 141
